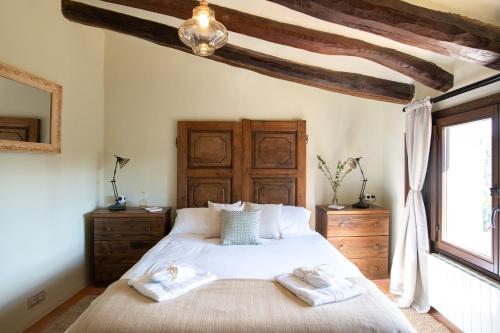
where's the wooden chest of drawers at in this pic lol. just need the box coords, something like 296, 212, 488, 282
315, 205, 389, 280
93, 207, 171, 286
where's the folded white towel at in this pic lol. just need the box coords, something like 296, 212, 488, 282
293, 265, 337, 288
150, 263, 197, 283
129, 264, 216, 302
276, 273, 364, 306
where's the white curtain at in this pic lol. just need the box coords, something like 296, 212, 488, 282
390, 97, 432, 313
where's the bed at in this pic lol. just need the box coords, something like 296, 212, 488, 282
68, 120, 415, 332
70, 233, 414, 332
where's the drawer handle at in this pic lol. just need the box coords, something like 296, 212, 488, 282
105, 227, 112, 232
145, 226, 152, 232
374, 266, 380, 271
373, 244, 380, 250
339, 222, 344, 227
131, 242, 150, 249
374, 222, 380, 228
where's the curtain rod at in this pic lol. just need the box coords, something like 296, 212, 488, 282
402, 73, 500, 112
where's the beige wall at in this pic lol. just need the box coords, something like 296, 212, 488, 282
0, 1, 104, 332
102, 32, 402, 217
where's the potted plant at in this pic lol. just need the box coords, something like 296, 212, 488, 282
317, 155, 357, 209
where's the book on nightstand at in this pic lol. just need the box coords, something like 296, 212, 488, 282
145, 206, 163, 213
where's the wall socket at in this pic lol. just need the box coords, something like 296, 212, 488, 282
28, 290, 46, 310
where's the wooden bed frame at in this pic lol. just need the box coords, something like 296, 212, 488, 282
177, 120, 306, 208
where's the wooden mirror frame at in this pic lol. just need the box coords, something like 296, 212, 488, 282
0, 61, 62, 153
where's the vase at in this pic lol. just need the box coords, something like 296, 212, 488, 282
139, 191, 148, 208
328, 190, 345, 210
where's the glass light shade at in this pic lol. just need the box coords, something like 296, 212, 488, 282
178, 1, 228, 57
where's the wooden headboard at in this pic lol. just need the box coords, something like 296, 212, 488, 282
0, 117, 40, 142
177, 120, 306, 208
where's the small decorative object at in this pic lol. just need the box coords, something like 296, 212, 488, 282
139, 191, 148, 208
178, 0, 228, 57
109, 155, 130, 211
317, 155, 357, 210
351, 157, 371, 209
117, 195, 126, 206
363, 193, 376, 205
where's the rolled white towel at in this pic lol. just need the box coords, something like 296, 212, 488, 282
293, 265, 336, 288
129, 264, 216, 302
292, 267, 314, 280
276, 273, 364, 306
150, 263, 197, 283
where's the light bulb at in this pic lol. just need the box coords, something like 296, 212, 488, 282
178, 0, 228, 57
197, 11, 210, 28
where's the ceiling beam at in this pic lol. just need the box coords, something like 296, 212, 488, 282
100, 0, 452, 91
269, 0, 500, 70
61, 0, 415, 104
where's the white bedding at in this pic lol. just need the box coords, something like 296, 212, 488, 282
122, 232, 362, 280
71, 233, 415, 333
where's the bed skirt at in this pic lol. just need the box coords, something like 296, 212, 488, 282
68, 278, 415, 333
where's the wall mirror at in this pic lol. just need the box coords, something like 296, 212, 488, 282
0, 62, 62, 153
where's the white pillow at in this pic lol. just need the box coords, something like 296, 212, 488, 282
205, 201, 244, 238
170, 208, 210, 235
245, 203, 281, 239
279, 205, 313, 238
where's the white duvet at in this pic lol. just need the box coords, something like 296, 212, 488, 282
122, 232, 362, 280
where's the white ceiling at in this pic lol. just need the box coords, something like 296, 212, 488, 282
403, 0, 500, 25
208, 0, 500, 26
81, 0, 500, 94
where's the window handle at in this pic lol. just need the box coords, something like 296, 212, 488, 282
491, 207, 500, 229
490, 185, 500, 196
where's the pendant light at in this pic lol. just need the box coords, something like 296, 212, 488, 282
178, 0, 228, 57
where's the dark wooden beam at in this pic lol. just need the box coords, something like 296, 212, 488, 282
61, 0, 415, 104
101, 0, 452, 91
269, 0, 500, 70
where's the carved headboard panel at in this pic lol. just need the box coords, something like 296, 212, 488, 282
242, 120, 306, 206
177, 120, 306, 208
177, 122, 242, 209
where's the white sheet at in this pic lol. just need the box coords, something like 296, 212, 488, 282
122, 232, 362, 280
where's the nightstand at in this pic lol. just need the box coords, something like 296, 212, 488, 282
316, 205, 390, 279
92, 207, 171, 286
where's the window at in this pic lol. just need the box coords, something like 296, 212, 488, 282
427, 97, 500, 281
441, 118, 493, 260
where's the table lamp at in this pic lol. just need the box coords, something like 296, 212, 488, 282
109, 155, 130, 211
351, 157, 370, 209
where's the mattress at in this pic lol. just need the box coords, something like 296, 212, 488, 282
122, 232, 363, 280
69, 232, 415, 332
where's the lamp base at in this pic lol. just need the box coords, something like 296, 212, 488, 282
108, 203, 127, 211
352, 200, 370, 209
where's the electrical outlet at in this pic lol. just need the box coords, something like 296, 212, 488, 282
38, 290, 46, 302
28, 290, 46, 310
28, 295, 37, 310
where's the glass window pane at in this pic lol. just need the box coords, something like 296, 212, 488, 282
442, 118, 492, 259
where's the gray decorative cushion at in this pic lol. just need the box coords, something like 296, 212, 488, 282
220, 210, 262, 245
